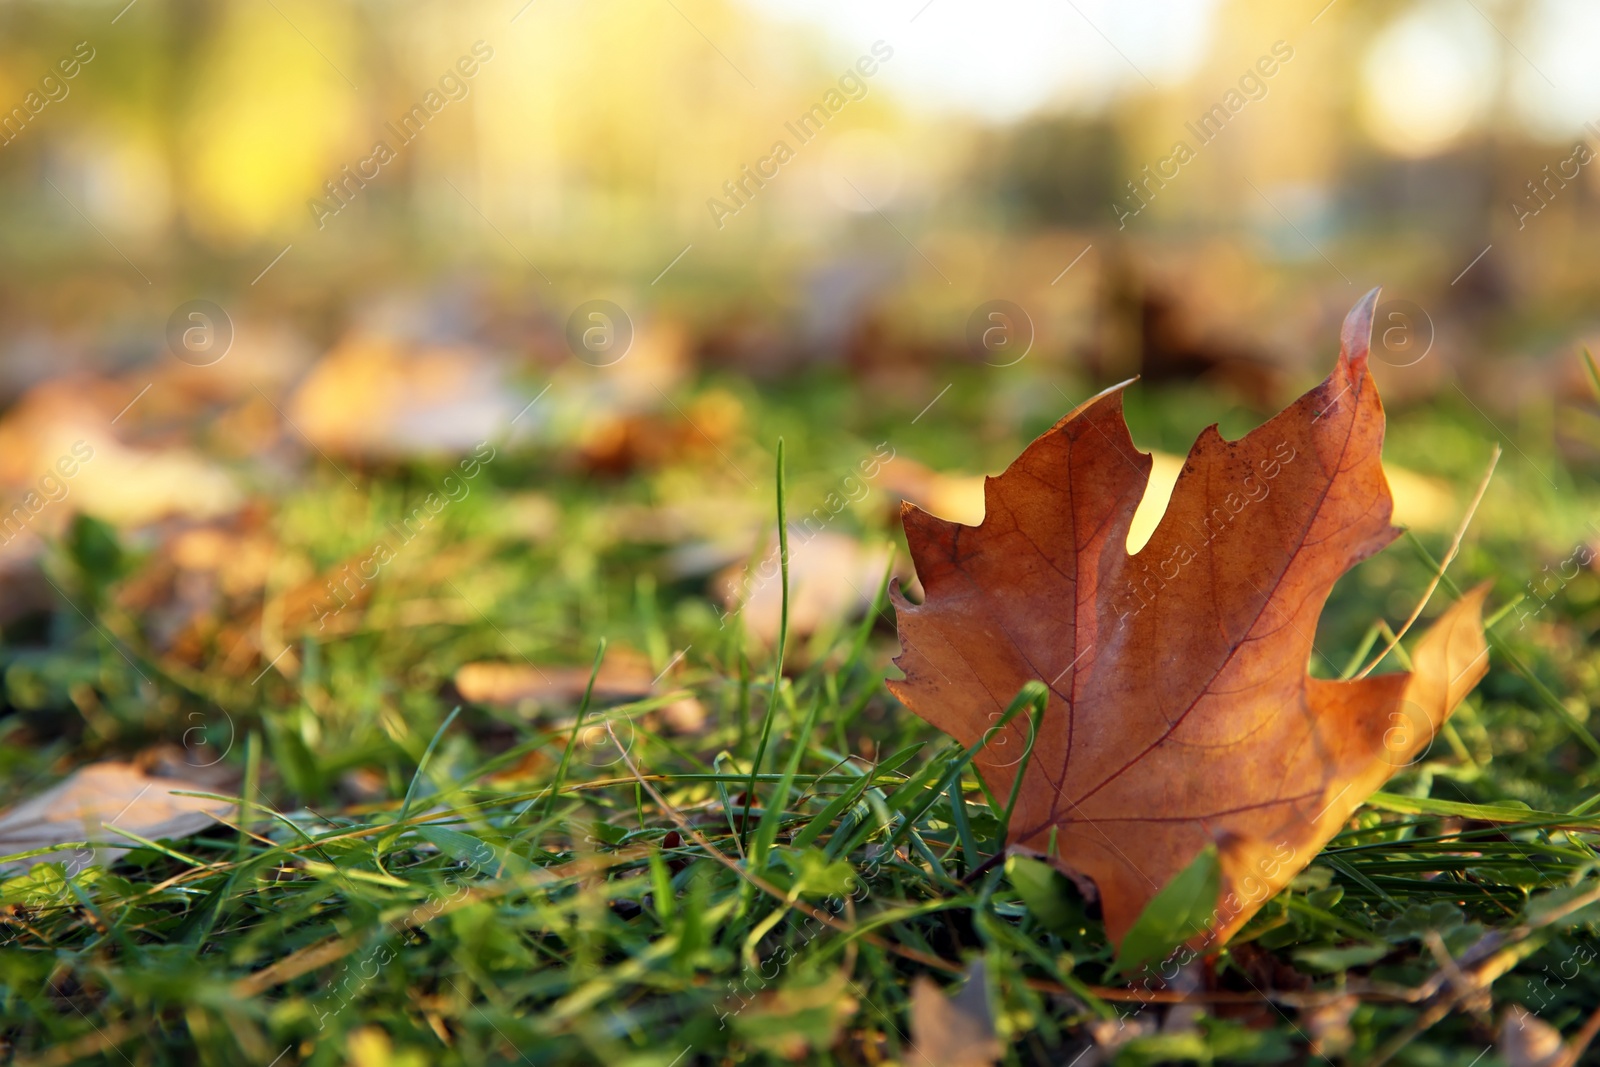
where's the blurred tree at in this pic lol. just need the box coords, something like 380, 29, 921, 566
974, 114, 1121, 227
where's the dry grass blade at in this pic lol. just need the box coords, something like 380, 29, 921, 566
1357, 444, 1499, 678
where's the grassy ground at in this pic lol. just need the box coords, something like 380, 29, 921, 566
2, 365, 1599, 1066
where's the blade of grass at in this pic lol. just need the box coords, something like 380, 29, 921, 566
792, 745, 922, 852
742, 438, 790, 852
1340, 619, 1385, 679
947, 772, 981, 872
995, 688, 1050, 845
886, 681, 1047, 855
1321, 853, 1399, 909
400, 705, 461, 825
1357, 445, 1497, 678
749, 690, 825, 870
881, 741, 964, 814
713, 750, 747, 860
237, 730, 260, 864
1404, 531, 1600, 759
1365, 790, 1600, 828
536, 638, 608, 827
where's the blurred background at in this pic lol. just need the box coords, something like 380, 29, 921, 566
1, 0, 1598, 775
5, 0, 1600, 386
8, 0, 1600, 402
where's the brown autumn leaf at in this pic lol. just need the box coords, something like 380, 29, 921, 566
889, 288, 1490, 950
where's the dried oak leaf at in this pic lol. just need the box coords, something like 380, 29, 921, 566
889, 289, 1489, 948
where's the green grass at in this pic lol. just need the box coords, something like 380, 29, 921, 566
2, 368, 1600, 1065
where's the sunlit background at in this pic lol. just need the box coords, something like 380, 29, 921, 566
5, 0, 1600, 385
1, 0, 1598, 627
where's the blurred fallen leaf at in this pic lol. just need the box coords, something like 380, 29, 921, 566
73, 443, 242, 528
1501, 1007, 1566, 1067
146, 546, 367, 677
877, 455, 985, 527
347, 1025, 428, 1067
727, 972, 858, 1060
715, 530, 894, 646
1301, 993, 1359, 1059
338, 767, 392, 804
1382, 464, 1459, 533
658, 696, 707, 734
561, 317, 693, 407
288, 337, 526, 459
576, 388, 744, 476
0, 377, 241, 529
142, 320, 313, 412
114, 508, 283, 655
478, 748, 555, 788
0, 763, 232, 873
1500, 1004, 1600, 1067
909, 960, 1002, 1067
454, 648, 657, 710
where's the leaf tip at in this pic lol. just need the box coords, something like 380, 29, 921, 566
1061, 376, 1139, 425
1340, 286, 1383, 375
